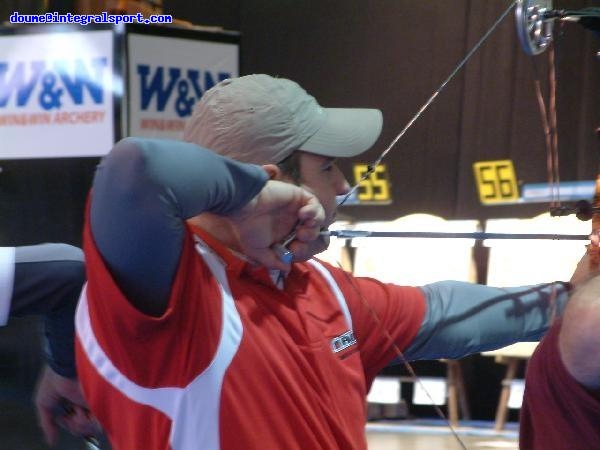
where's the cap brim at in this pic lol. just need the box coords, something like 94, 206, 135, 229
298, 108, 383, 158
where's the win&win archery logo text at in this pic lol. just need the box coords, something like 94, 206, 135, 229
0, 57, 109, 126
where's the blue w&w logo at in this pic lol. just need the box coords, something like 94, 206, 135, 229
0, 57, 108, 110
137, 65, 231, 118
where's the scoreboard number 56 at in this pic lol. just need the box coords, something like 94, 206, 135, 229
473, 160, 519, 204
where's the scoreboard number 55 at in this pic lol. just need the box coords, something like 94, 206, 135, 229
353, 164, 391, 204
473, 160, 519, 204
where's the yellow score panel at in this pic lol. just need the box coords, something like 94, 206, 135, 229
473, 160, 519, 204
353, 163, 392, 204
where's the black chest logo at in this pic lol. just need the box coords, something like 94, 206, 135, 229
330, 330, 357, 353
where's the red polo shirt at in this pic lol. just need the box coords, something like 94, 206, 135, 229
77, 222, 425, 450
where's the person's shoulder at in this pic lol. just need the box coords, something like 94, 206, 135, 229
15, 243, 83, 263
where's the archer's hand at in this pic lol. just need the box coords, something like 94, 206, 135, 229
34, 365, 101, 446
228, 179, 326, 271
570, 232, 600, 287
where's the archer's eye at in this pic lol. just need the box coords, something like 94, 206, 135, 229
321, 158, 336, 172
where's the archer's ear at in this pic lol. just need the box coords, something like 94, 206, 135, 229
262, 164, 283, 180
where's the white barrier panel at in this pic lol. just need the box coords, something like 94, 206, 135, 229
367, 377, 401, 405
352, 214, 479, 285
412, 377, 447, 406
485, 213, 589, 286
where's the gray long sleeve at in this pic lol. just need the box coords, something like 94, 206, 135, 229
90, 137, 269, 316
402, 280, 570, 361
9, 243, 85, 378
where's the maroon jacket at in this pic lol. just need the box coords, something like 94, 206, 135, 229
520, 319, 600, 449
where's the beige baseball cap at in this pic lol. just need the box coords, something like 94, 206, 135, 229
183, 74, 383, 165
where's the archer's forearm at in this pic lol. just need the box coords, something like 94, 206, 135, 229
11, 244, 85, 378
90, 137, 269, 313
403, 280, 570, 361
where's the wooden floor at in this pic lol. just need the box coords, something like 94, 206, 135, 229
366, 421, 518, 450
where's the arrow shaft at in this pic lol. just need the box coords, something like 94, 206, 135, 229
327, 230, 589, 240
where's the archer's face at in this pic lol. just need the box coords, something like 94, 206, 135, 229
296, 151, 350, 227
